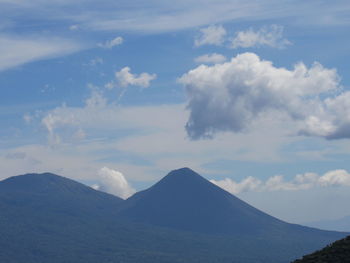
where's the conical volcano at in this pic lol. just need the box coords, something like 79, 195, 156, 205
119, 168, 306, 236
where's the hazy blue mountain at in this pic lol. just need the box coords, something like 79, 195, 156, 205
0, 169, 348, 263
305, 216, 350, 232
0, 172, 124, 212
120, 168, 345, 238
292, 235, 350, 262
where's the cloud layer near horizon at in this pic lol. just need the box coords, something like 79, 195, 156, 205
180, 52, 350, 140
211, 169, 350, 194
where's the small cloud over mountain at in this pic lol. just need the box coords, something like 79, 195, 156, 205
93, 167, 136, 199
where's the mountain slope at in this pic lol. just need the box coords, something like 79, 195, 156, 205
292, 235, 350, 262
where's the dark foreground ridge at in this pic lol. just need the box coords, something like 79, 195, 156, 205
0, 168, 347, 263
292, 235, 350, 262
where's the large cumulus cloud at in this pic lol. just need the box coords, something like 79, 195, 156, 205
179, 52, 350, 140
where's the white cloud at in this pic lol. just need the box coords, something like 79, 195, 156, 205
115, 67, 156, 88
194, 25, 226, 47
8, 86, 350, 210
41, 89, 107, 144
211, 169, 350, 194
94, 167, 136, 199
194, 53, 227, 64
40, 89, 181, 145
98, 36, 123, 49
230, 25, 291, 49
34, 88, 335, 181
0, 35, 82, 71
179, 52, 349, 140
318, 169, 350, 186
210, 176, 262, 194
69, 24, 79, 31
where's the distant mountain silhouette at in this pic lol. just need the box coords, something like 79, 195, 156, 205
0, 172, 123, 216
120, 168, 344, 238
292, 235, 350, 262
120, 167, 285, 235
0, 169, 348, 263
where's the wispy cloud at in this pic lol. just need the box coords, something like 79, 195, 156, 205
194, 25, 226, 47
84, 57, 103, 67
230, 25, 291, 49
2, 0, 348, 35
0, 35, 83, 71
97, 36, 123, 49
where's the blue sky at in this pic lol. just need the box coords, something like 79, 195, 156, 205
1, 0, 350, 224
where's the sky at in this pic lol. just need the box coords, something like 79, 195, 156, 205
1, 0, 350, 224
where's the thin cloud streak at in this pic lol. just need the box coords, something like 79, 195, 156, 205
0, 35, 83, 71
1, 0, 350, 34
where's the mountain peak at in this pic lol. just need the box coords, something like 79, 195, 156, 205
167, 167, 198, 175
0, 172, 123, 216
155, 167, 208, 187
120, 167, 287, 235
0, 172, 123, 203
0, 172, 95, 195
1, 172, 73, 192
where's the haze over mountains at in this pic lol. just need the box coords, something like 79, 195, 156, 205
0, 168, 347, 263
305, 215, 350, 232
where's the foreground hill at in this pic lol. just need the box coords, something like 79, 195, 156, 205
0, 169, 347, 263
292, 235, 350, 262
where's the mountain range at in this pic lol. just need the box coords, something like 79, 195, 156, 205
0, 167, 347, 263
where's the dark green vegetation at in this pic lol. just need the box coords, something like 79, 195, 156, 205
293, 235, 350, 262
0, 168, 347, 263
